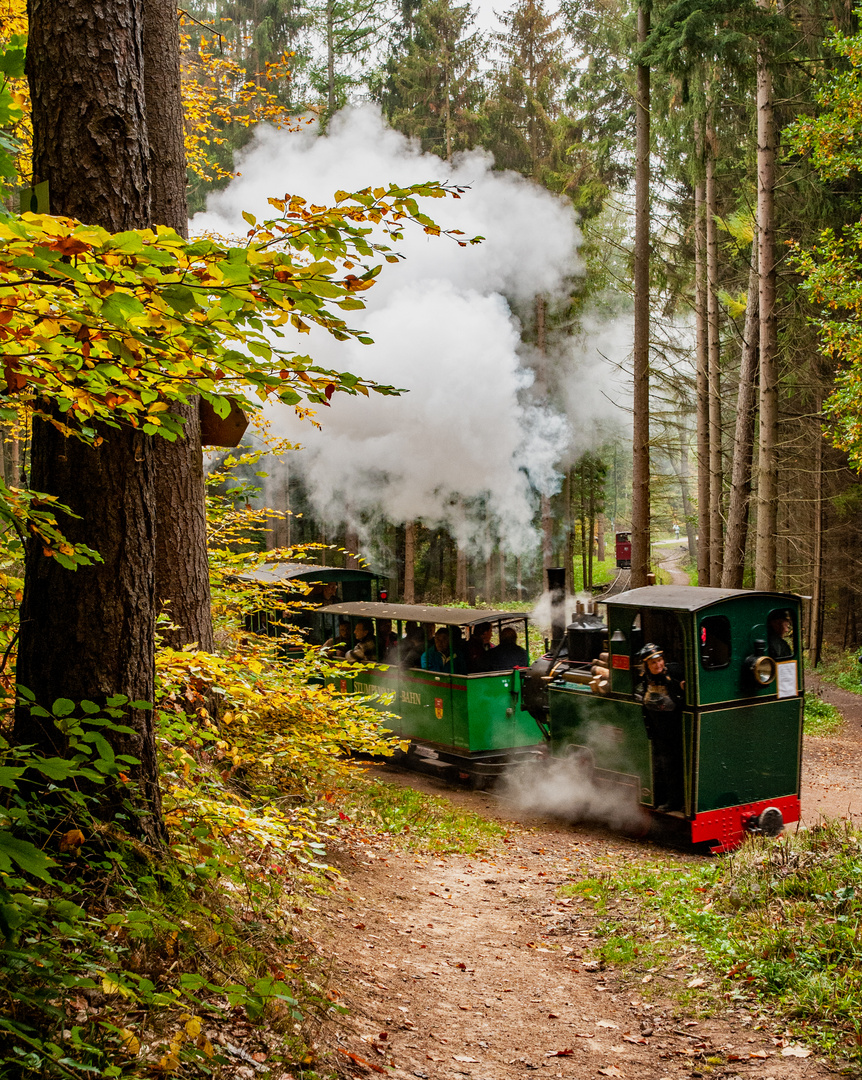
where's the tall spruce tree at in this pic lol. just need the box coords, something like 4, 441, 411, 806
18, 0, 165, 841
382, 0, 483, 159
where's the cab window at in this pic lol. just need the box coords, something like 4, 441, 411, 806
767, 608, 795, 659
699, 615, 731, 670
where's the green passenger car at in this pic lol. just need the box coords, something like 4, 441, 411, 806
543, 586, 803, 853
319, 602, 544, 782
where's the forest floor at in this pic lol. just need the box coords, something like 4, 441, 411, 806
301, 554, 862, 1080
311, 721, 856, 1080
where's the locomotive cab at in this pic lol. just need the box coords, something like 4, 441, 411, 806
538, 586, 803, 853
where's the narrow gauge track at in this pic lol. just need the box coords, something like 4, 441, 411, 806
594, 567, 630, 599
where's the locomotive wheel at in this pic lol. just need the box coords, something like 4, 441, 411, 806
563, 744, 596, 780
758, 806, 784, 837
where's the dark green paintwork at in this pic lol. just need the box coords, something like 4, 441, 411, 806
332, 666, 542, 754
555, 588, 804, 815
695, 698, 802, 812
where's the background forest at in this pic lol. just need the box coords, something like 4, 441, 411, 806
4, 0, 862, 1074
101, 0, 862, 653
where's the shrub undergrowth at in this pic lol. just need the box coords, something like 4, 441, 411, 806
562, 823, 862, 1063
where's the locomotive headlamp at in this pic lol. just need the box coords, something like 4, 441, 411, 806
745, 651, 776, 686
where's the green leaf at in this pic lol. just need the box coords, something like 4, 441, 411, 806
0, 834, 56, 880
100, 291, 146, 324
35, 758, 81, 781
52, 698, 76, 717
0, 766, 24, 790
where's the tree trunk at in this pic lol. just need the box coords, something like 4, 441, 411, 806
672, 442, 697, 561
722, 255, 759, 588
630, 4, 651, 588
754, 14, 778, 590
809, 392, 824, 666
18, 0, 164, 841
144, 0, 214, 652
706, 124, 723, 583
596, 513, 605, 563
327, 0, 336, 119
694, 172, 710, 585
456, 544, 468, 601
404, 520, 416, 603
344, 522, 359, 569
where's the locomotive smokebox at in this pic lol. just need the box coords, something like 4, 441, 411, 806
567, 605, 608, 663
547, 567, 567, 650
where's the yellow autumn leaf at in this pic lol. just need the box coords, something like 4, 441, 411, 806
117, 1027, 140, 1055
102, 975, 135, 998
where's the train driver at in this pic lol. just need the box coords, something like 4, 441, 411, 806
767, 610, 794, 659
635, 643, 685, 814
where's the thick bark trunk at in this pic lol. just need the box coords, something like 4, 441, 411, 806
694, 174, 710, 585
18, 0, 165, 842
722, 256, 759, 588
630, 5, 651, 588
755, 19, 778, 590
705, 128, 723, 583
144, 0, 214, 652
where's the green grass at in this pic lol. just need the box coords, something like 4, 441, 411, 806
804, 694, 845, 736
333, 775, 506, 854
571, 555, 617, 592
815, 647, 862, 695
557, 824, 862, 1063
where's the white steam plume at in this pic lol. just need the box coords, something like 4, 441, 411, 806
193, 105, 629, 558
501, 736, 650, 836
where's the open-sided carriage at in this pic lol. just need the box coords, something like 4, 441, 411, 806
319, 602, 543, 784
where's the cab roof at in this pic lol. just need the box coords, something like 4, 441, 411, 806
320, 601, 529, 628
608, 586, 801, 613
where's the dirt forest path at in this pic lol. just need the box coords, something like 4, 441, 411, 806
307, 560, 862, 1080
314, 771, 837, 1080
654, 541, 691, 587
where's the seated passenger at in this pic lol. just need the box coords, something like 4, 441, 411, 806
399, 622, 426, 668
466, 622, 493, 672
322, 619, 350, 657
483, 626, 529, 670
450, 625, 469, 675
345, 619, 377, 662
377, 618, 399, 662
421, 627, 453, 673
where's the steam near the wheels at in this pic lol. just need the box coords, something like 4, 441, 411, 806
193, 105, 630, 559
501, 726, 650, 835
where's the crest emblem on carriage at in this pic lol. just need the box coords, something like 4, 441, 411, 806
434, 697, 444, 719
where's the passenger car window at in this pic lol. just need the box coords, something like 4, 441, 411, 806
700, 615, 731, 670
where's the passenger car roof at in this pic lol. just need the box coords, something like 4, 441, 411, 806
608, 586, 801, 613
236, 562, 376, 585
320, 602, 529, 627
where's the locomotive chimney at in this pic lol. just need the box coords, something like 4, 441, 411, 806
547, 567, 566, 650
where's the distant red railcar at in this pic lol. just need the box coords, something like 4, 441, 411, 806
615, 532, 631, 568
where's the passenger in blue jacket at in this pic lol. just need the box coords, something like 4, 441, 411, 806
421, 627, 467, 675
